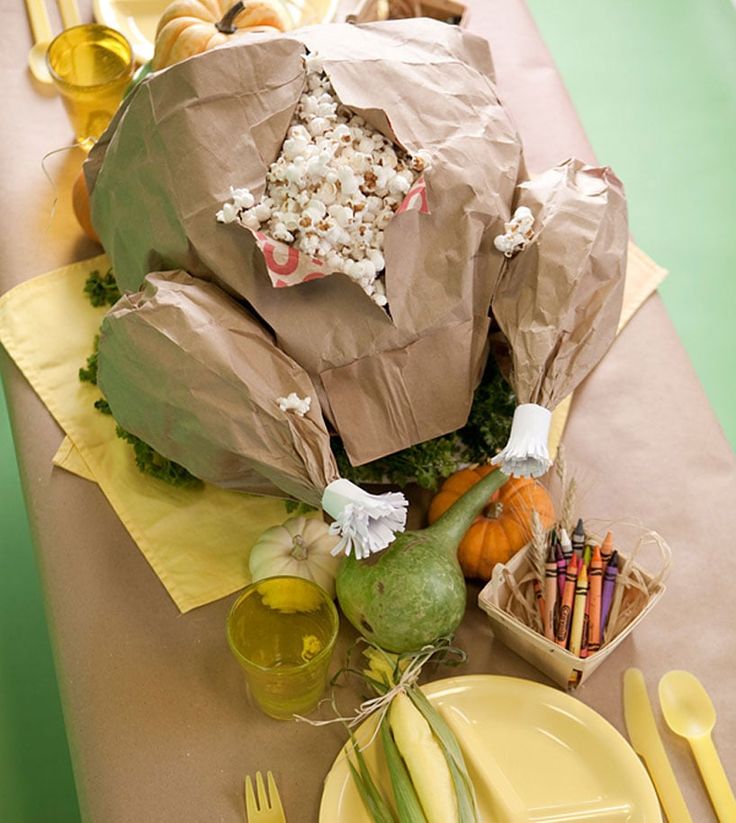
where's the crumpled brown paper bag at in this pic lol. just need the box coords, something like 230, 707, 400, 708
88, 19, 524, 468
90, 18, 627, 505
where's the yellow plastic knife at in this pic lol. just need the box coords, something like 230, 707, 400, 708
623, 668, 693, 823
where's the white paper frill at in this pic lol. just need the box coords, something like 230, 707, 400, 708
491, 403, 552, 478
321, 478, 408, 560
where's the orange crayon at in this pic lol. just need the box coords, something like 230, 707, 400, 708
587, 545, 604, 653
600, 531, 614, 569
555, 554, 578, 648
569, 562, 588, 657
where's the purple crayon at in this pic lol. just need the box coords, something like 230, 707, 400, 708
555, 542, 567, 600
600, 549, 619, 637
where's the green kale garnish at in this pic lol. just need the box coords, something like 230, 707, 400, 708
334, 432, 460, 490
79, 335, 100, 384
83, 268, 121, 307
115, 427, 203, 488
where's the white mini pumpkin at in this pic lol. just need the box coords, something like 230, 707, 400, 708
248, 516, 343, 598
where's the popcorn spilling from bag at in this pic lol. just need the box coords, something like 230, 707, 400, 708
216, 52, 431, 306
277, 392, 312, 417
494, 206, 535, 257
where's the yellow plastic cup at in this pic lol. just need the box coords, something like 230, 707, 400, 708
227, 576, 339, 720
46, 24, 133, 151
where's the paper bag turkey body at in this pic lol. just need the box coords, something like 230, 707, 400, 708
89, 19, 627, 542
89, 20, 523, 470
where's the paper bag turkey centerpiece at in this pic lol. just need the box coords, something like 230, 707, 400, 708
86, 19, 627, 559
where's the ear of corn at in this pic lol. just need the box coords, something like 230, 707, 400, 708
345, 642, 479, 823
379, 712, 428, 823
389, 691, 459, 823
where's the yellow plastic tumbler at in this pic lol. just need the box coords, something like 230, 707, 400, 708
227, 576, 339, 720
46, 24, 133, 150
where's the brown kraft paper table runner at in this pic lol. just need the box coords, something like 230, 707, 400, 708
1, 1, 734, 822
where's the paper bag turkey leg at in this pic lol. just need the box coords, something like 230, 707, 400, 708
491, 159, 628, 477
97, 271, 407, 558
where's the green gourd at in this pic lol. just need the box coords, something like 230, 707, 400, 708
336, 469, 509, 652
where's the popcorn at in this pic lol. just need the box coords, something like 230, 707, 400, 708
230, 187, 255, 209
388, 174, 411, 196
216, 54, 430, 306
410, 149, 432, 172
216, 202, 239, 224
277, 392, 312, 416
494, 206, 535, 258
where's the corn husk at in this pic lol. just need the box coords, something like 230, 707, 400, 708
380, 714, 427, 822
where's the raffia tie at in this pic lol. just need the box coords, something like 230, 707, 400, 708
294, 643, 439, 749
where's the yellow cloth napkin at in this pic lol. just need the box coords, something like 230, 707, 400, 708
0, 245, 665, 611
0, 255, 308, 613
548, 241, 668, 459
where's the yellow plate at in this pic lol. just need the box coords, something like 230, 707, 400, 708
320, 675, 662, 822
92, 0, 340, 65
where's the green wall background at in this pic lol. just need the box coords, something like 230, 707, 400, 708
527, 0, 736, 447
1, 1, 734, 820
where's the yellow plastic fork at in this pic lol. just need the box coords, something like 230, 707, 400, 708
244, 771, 286, 823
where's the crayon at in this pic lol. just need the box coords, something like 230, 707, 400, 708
555, 554, 578, 648
543, 547, 558, 640
569, 563, 588, 657
600, 531, 614, 569
580, 584, 592, 658
583, 545, 592, 567
587, 544, 604, 653
555, 542, 567, 600
600, 549, 619, 634
533, 578, 546, 630
559, 527, 573, 565
572, 519, 585, 558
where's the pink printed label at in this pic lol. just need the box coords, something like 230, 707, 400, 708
397, 175, 429, 215
254, 231, 327, 289
254, 176, 429, 289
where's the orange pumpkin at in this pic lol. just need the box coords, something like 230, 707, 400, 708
72, 169, 100, 243
428, 465, 555, 581
153, 0, 291, 70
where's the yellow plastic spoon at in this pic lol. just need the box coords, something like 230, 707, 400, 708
58, 0, 82, 29
659, 670, 736, 822
25, 0, 54, 84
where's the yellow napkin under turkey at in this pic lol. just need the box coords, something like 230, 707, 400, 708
0, 246, 665, 611
0, 255, 308, 613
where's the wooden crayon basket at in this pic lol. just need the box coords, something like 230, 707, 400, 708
477, 528, 670, 690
